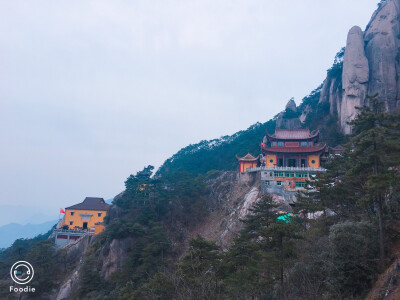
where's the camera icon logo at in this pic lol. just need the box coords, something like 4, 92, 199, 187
10, 261, 34, 284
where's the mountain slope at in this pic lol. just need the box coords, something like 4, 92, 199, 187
156, 120, 276, 177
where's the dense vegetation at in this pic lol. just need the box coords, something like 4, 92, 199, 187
0, 49, 397, 298
74, 168, 215, 299
68, 95, 399, 299
156, 120, 276, 177
0, 227, 59, 299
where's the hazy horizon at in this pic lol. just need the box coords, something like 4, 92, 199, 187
1, 0, 379, 220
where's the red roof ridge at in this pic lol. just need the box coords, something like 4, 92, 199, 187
263, 144, 326, 153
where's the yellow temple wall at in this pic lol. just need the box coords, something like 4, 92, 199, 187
240, 162, 256, 173
95, 223, 106, 235
308, 155, 320, 168
265, 154, 277, 167
63, 209, 107, 232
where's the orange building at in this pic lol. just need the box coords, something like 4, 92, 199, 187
260, 128, 327, 191
236, 153, 259, 173
262, 129, 326, 169
63, 197, 110, 234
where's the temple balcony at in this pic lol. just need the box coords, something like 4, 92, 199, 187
246, 166, 326, 173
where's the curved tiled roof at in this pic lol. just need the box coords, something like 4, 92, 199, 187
267, 129, 319, 140
65, 197, 111, 211
236, 153, 260, 162
263, 144, 326, 153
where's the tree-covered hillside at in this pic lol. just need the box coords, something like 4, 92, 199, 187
156, 120, 276, 177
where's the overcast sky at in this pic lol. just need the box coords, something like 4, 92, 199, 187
0, 0, 378, 220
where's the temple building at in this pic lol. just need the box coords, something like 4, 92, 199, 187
236, 153, 259, 173
236, 127, 328, 203
260, 128, 327, 196
55, 197, 110, 248
262, 129, 326, 168
62, 197, 110, 233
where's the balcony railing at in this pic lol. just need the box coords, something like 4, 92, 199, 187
246, 166, 326, 173
53, 228, 94, 235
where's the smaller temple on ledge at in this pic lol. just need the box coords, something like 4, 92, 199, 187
236, 153, 260, 173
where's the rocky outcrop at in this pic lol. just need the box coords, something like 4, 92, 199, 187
186, 171, 259, 249
98, 237, 135, 280
341, 26, 369, 134
365, 0, 400, 112
317, 0, 400, 133
276, 98, 302, 129
56, 267, 81, 300
54, 234, 94, 300
319, 74, 342, 116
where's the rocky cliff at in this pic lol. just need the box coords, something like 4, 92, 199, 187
319, 0, 400, 133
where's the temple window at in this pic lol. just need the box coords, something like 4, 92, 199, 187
288, 159, 297, 167
272, 142, 277, 146
301, 159, 306, 167
278, 159, 283, 167
278, 141, 284, 146
300, 141, 307, 146
308, 141, 313, 146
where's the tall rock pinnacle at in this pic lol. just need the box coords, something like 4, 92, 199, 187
341, 26, 369, 134
317, 0, 400, 134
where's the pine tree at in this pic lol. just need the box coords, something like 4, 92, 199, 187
224, 195, 302, 298
347, 96, 400, 267
176, 235, 222, 299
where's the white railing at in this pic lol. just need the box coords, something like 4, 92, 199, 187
54, 228, 94, 235
246, 166, 326, 173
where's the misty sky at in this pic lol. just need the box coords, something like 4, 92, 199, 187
0, 0, 378, 221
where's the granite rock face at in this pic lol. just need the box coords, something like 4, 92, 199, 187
318, 0, 400, 133
341, 26, 369, 134
364, 0, 400, 112
285, 98, 297, 112
319, 74, 342, 116
276, 98, 302, 129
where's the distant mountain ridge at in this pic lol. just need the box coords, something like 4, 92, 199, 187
0, 220, 56, 249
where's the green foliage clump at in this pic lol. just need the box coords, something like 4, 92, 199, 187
282, 107, 299, 119
329, 221, 379, 296
327, 47, 345, 79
